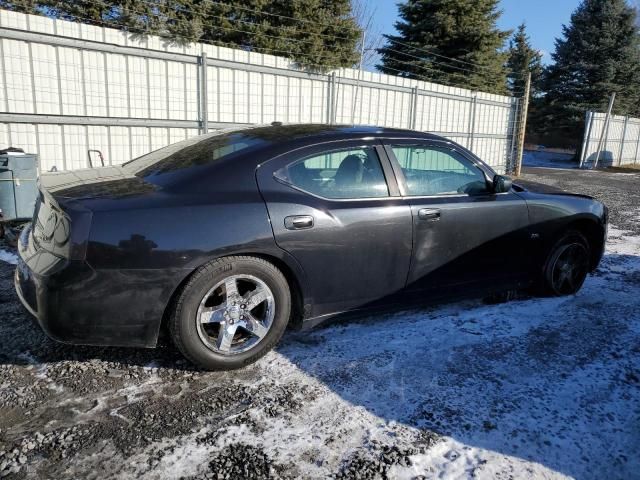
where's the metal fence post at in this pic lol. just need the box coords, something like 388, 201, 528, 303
350, 31, 366, 126
199, 52, 208, 134
409, 86, 419, 130
467, 94, 477, 151
618, 115, 629, 166
593, 93, 616, 169
634, 122, 640, 166
333, 73, 341, 125
579, 111, 594, 169
327, 72, 336, 125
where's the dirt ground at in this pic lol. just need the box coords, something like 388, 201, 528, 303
0, 166, 638, 479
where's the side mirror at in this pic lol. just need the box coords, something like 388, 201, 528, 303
492, 174, 513, 193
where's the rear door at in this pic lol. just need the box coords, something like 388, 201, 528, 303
256, 139, 413, 318
383, 139, 531, 294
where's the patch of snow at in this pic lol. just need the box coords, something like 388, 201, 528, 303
390, 437, 571, 480
0, 249, 18, 265
524, 150, 576, 169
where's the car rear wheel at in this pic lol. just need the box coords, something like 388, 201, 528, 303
169, 256, 291, 370
543, 230, 590, 296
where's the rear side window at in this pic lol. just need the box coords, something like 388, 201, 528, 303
122, 130, 267, 178
275, 146, 389, 199
391, 145, 488, 196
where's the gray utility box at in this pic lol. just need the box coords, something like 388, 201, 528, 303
0, 151, 39, 221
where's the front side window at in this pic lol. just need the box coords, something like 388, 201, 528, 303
391, 145, 488, 196
275, 146, 389, 199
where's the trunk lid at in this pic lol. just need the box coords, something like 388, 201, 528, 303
38, 166, 156, 201
20, 181, 94, 271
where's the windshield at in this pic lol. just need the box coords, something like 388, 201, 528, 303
121, 128, 266, 178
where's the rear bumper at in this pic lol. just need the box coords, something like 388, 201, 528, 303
14, 265, 38, 319
14, 252, 180, 348
14, 257, 60, 342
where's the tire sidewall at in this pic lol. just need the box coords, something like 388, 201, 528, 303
543, 231, 590, 296
174, 257, 291, 369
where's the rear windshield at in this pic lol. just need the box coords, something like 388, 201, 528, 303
121, 129, 266, 178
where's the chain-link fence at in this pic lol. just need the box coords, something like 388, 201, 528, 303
0, 9, 524, 174
580, 111, 640, 168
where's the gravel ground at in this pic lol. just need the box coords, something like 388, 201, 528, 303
521, 165, 640, 235
0, 166, 639, 479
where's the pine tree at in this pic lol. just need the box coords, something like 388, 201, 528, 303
506, 23, 543, 97
20, 0, 361, 71
37, 0, 178, 36
198, 0, 360, 70
0, 0, 38, 14
377, 0, 511, 95
540, 0, 640, 145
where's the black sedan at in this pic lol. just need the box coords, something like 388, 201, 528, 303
15, 125, 607, 370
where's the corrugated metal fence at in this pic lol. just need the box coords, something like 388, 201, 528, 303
0, 10, 522, 174
580, 111, 640, 168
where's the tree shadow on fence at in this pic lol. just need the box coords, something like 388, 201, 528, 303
583, 150, 615, 168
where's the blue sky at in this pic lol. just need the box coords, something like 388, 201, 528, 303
364, 0, 580, 68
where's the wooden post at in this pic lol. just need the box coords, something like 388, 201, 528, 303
514, 72, 531, 177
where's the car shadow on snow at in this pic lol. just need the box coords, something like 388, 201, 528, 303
0, 254, 639, 478
273, 251, 640, 478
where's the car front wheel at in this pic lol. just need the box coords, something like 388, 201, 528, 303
169, 256, 291, 370
543, 230, 591, 296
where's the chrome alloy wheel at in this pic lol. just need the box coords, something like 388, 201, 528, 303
195, 274, 275, 355
550, 243, 589, 295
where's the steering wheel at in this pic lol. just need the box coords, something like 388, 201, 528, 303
457, 183, 471, 194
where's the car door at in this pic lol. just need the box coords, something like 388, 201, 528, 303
256, 139, 413, 318
383, 139, 531, 294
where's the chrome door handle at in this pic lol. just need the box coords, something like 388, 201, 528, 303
284, 215, 314, 230
418, 208, 441, 221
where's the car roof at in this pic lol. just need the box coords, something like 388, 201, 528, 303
233, 124, 444, 144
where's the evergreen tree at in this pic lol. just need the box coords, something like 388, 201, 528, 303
18, 0, 361, 71
377, 0, 511, 95
198, 0, 360, 70
506, 23, 543, 97
0, 0, 38, 14
540, 0, 640, 145
41, 0, 161, 33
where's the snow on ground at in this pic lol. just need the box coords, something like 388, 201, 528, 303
0, 248, 18, 265
523, 150, 577, 169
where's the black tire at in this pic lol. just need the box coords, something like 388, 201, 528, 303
542, 230, 591, 296
169, 256, 291, 370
